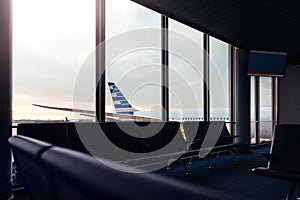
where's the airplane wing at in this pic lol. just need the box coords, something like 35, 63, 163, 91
33, 104, 161, 122
80, 113, 96, 118
33, 80, 162, 122
32, 104, 95, 115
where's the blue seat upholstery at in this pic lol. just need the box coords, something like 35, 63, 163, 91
8, 135, 54, 200
40, 146, 226, 200
9, 135, 232, 200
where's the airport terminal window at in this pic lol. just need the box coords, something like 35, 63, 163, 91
13, 0, 95, 124
169, 19, 204, 121
209, 37, 230, 125
250, 76, 274, 144
106, 0, 161, 121
250, 77, 257, 144
259, 77, 273, 142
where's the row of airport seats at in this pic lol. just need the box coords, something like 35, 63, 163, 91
17, 121, 241, 173
181, 121, 240, 169
9, 135, 231, 200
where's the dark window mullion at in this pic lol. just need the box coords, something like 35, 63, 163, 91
96, 0, 106, 122
203, 34, 210, 121
161, 15, 169, 121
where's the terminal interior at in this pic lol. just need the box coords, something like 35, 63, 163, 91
1, 0, 300, 199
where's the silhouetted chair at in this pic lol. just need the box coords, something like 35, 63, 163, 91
181, 121, 239, 169
101, 121, 184, 153
252, 124, 300, 200
73, 122, 188, 170
17, 122, 185, 157
8, 135, 54, 200
65, 123, 90, 153
18, 123, 70, 147
9, 135, 230, 200
18, 123, 90, 153
40, 145, 227, 200
209, 122, 240, 161
177, 121, 210, 172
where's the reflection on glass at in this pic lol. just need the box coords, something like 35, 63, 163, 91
209, 37, 230, 122
13, 0, 95, 121
106, 0, 161, 121
260, 77, 273, 142
169, 19, 203, 121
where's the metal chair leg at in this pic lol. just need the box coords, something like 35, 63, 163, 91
229, 150, 239, 162
178, 159, 191, 175
205, 157, 214, 169
286, 182, 296, 200
188, 157, 193, 165
166, 159, 175, 170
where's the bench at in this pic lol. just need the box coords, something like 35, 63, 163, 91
17, 121, 240, 173
17, 122, 89, 153
179, 121, 240, 170
9, 135, 228, 200
8, 135, 54, 200
18, 122, 188, 168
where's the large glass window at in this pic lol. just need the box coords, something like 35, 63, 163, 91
169, 19, 204, 121
250, 76, 274, 144
13, 0, 95, 122
209, 37, 230, 124
260, 77, 273, 142
250, 76, 257, 143
106, 0, 161, 121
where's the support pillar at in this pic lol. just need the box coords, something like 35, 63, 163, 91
235, 48, 251, 153
0, 0, 12, 198
96, 0, 106, 122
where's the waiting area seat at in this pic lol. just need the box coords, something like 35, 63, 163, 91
100, 121, 182, 153
252, 124, 300, 200
17, 121, 241, 174
8, 136, 54, 200
9, 135, 229, 200
18, 122, 188, 167
180, 121, 240, 169
17, 123, 89, 153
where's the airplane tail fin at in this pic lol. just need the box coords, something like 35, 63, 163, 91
108, 82, 137, 115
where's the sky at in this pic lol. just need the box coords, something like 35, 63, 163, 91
12, 0, 272, 120
13, 0, 95, 119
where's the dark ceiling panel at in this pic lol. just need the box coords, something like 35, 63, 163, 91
131, 0, 300, 63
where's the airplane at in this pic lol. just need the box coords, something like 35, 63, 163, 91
33, 82, 223, 122
108, 82, 138, 115
33, 82, 274, 141
33, 82, 161, 122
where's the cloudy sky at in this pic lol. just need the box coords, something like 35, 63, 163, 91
12, 0, 241, 120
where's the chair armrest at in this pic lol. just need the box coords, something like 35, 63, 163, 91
188, 139, 203, 144
220, 135, 240, 139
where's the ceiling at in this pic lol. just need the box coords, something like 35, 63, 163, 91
131, 0, 300, 63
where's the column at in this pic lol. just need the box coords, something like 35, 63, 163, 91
0, 0, 12, 198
